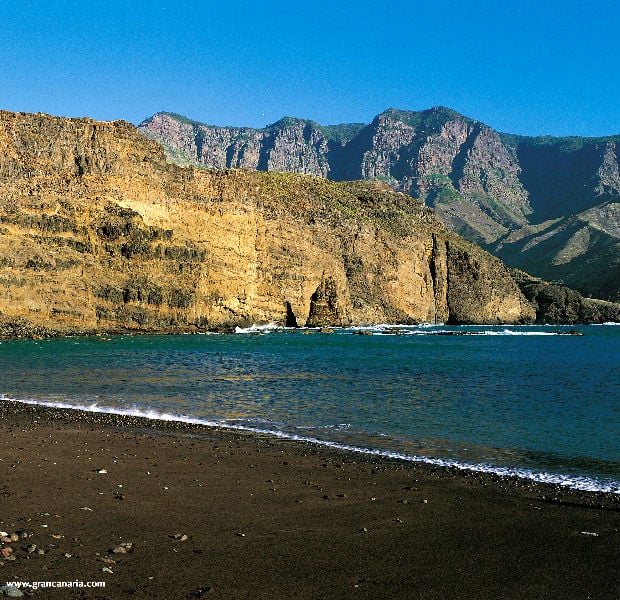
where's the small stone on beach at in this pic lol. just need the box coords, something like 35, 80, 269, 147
0, 584, 24, 598
15, 530, 32, 539
111, 541, 133, 553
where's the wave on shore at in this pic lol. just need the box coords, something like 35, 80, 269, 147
233, 323, 584, 336
3, 396, 618, 495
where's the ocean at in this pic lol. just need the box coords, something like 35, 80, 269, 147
1, 324, 618, 493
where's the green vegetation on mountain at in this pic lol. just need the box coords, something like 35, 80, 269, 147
139, 108, 620, 301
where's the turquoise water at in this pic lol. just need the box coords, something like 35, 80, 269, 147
1, 324, 618, 492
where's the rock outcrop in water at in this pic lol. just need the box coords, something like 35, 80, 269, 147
0, 110, 537, 336
139, 109, 620, 302
305, 275, 346, 327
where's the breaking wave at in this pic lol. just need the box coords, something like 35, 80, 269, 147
234, 323, 584, 336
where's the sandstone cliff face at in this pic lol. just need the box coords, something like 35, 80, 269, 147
0, 111, 535, 336
139, 109, 620, 301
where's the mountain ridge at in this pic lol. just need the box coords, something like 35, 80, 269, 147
139, 108, 620, 301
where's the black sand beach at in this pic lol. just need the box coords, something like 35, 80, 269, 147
0, 400, 618, 599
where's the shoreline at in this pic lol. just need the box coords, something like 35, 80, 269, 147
1, 318, 618, 342
4, 397, 620, 496
1, 400, 619, 599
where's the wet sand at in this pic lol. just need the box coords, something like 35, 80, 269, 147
1, 400, 618, 599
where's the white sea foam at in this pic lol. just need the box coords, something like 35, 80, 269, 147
294, 423, 352, 431
231, 323, 584, 337
3, 396, 618, 495
400, 328, 563, 337
480, 329, 557, 336
234, 323, 285, 334
233, 322, 443, 335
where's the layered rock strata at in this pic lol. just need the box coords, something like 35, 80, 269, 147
0, 110, 536, 336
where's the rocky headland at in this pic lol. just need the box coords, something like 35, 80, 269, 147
139, 108, 620, 302
0, 110, 545, 337
511, 270, 620, 325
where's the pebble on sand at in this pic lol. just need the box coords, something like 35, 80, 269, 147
111, 542, 134, 553
0, 583, 24, 598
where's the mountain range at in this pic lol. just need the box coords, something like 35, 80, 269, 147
139, 108, 620, 302
1, 109, 619, 338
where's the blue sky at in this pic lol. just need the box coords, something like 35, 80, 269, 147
2, 0, 619, 136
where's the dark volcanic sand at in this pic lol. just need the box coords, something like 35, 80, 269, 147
0, 400, 618, 599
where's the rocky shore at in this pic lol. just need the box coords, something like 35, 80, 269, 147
1, 400, 618, 599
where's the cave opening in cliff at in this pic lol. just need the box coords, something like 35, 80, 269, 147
285, 302, 298, 327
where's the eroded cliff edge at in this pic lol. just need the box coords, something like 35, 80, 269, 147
0, 110, 535, 336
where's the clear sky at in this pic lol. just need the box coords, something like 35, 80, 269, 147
2, 0, 619, 136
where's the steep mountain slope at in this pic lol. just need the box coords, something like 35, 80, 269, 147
139, 109, 620, 301
494, 135, 620, 300
0, 110, 537, 337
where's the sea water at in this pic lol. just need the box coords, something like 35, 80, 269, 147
1, 324, 618, 493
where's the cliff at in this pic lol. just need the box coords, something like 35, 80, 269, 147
0, 110, 535, 337
510, 271, 620, 324
139, 109, 620, 301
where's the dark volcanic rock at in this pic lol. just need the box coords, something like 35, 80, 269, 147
511, 270, 620, 324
